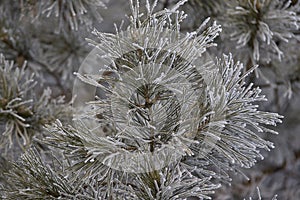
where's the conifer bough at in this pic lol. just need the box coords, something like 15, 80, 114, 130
0, 0, 283, 199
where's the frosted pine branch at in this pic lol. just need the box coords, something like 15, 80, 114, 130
222, 0, 300, 63
21, 0, 109, 31
0, 54, 72, 158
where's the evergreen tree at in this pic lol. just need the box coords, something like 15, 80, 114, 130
0, 0, 299, 199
